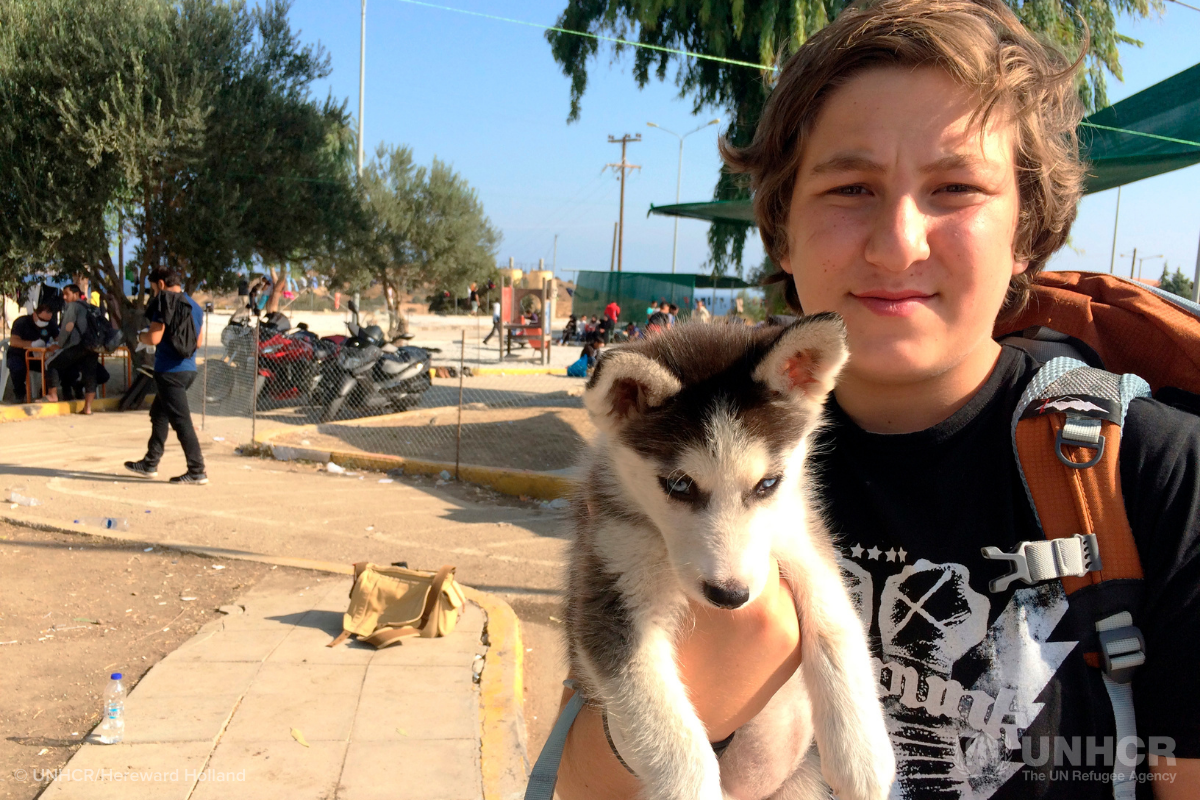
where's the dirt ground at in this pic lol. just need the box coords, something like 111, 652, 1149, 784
272, 404, 594, 472
0, 522, 315, 800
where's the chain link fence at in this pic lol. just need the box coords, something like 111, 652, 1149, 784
187, 305, 592, 478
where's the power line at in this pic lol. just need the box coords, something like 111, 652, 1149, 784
1165, 0, 1200, 13
389, 0, 774, 71
1079, 121, 1200, 149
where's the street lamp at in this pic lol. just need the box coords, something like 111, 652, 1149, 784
357, 0, 366, 177
647, 118, 721, 274
1138, 254, 1164, 281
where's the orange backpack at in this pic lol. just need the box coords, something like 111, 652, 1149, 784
989, 271, 1200, 798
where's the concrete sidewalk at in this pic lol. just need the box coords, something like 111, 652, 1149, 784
0, 411, 565, 799
39, 572, 505, 800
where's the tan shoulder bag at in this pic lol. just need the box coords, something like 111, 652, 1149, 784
327, 562, 465, 649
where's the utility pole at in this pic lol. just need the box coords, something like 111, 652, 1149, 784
607, 134, 641, 273
1108, 186, 1121, 273
610, 222, 618, 272
357, 0, 366, 177
1120, 248, 1137, 279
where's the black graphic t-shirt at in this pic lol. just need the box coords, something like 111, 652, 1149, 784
811, 345, 1200, 799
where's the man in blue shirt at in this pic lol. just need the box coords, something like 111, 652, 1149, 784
124, 266, 207, 484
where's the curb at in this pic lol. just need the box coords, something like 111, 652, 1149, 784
255, 425, 575, 502
0, 512, 530, 799
465, 586, 530, 800
470, 367, 567, 376
0, 395, 155, 424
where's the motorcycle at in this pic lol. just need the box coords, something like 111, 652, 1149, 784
314, 301, 432, 422
208, 307, 327, 410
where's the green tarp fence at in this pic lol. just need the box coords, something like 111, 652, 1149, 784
649, 61, 1200, 225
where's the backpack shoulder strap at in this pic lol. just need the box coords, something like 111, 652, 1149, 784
1003, 357, 1149, 592
993, 357, 1151, 800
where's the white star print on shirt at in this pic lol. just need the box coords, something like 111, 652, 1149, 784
850, 544, 865, 558
867, 546, 882, 560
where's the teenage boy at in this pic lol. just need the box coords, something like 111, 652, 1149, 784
5, 303, 57, 402
43, 284, 98, 414
124, 266, 207, 484
555, 1, 1199, 798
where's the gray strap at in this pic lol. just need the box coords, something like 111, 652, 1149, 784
1096, 613, 1143, 800
1103, 675, 1139, 800
1061, 415, 1102, 445
981, 533, 1102, 593
525, 680, 586, 800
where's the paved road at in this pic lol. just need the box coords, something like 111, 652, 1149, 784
0, 412, 569, 760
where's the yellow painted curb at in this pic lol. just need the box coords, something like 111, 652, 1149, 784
470, 367, 567, 376
464, 586, 529, 800
256, 424, 576, 501
0, 395, 154, 424
0, 512, 531, 796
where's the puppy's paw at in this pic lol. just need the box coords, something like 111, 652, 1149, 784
643, 764, 725, 800
821, 725, 895, 800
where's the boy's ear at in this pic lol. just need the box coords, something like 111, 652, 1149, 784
584, 350, 681, 432
752, 313, 848, 408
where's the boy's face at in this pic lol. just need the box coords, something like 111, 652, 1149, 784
778, 66, 1026, 388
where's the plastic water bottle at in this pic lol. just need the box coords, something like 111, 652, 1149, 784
97, 673, 125, 744
7, 489, 40, 507
74, 517, 130, 531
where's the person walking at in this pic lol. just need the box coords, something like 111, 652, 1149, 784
482, 300, 502, 345
694, 298, 712, 323
124, 266, 207, 485
43, 284, 98, 414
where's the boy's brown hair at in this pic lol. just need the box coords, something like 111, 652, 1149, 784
722, 0, 1086, 319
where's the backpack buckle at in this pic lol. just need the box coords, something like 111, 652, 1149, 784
1096, 612, 1145, 684
1056, 416, 1105, 469
981, 533, 1102, 593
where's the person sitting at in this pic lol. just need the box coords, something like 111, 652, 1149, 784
646, 310, 671, 335
5, 302, 57, 402
560, 315, 579, 345
597, 315, 614, 344
580, 333, 604, 370
61, 361, 110, 402
623, 321, 642, 340
43, 284, 99, 414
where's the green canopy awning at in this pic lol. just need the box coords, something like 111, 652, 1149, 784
1081, 61, 1200, 193
650, 61, 1200, 225
695, 274, 753, 289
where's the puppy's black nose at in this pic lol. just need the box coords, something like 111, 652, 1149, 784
702, 581, 750, 609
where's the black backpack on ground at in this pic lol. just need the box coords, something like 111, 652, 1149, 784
153, 291, 198, 358
79, 301, 123, 354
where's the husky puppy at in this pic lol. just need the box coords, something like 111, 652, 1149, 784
567, 314, 894, 800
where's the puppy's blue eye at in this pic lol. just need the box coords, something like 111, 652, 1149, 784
660, 475, 695, 497
755, 476, 781, 496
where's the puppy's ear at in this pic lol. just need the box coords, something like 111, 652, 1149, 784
752, 313, 848, 408
584, 350, 682, 432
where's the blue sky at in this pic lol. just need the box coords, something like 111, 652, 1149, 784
283, 0, 1200, 282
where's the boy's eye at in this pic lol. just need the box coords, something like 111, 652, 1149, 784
660, 475, 696, 498
754, 475, 782, 497
829, 184, 869, 196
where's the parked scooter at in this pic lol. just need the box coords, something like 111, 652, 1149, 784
314, 301, 431, 422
